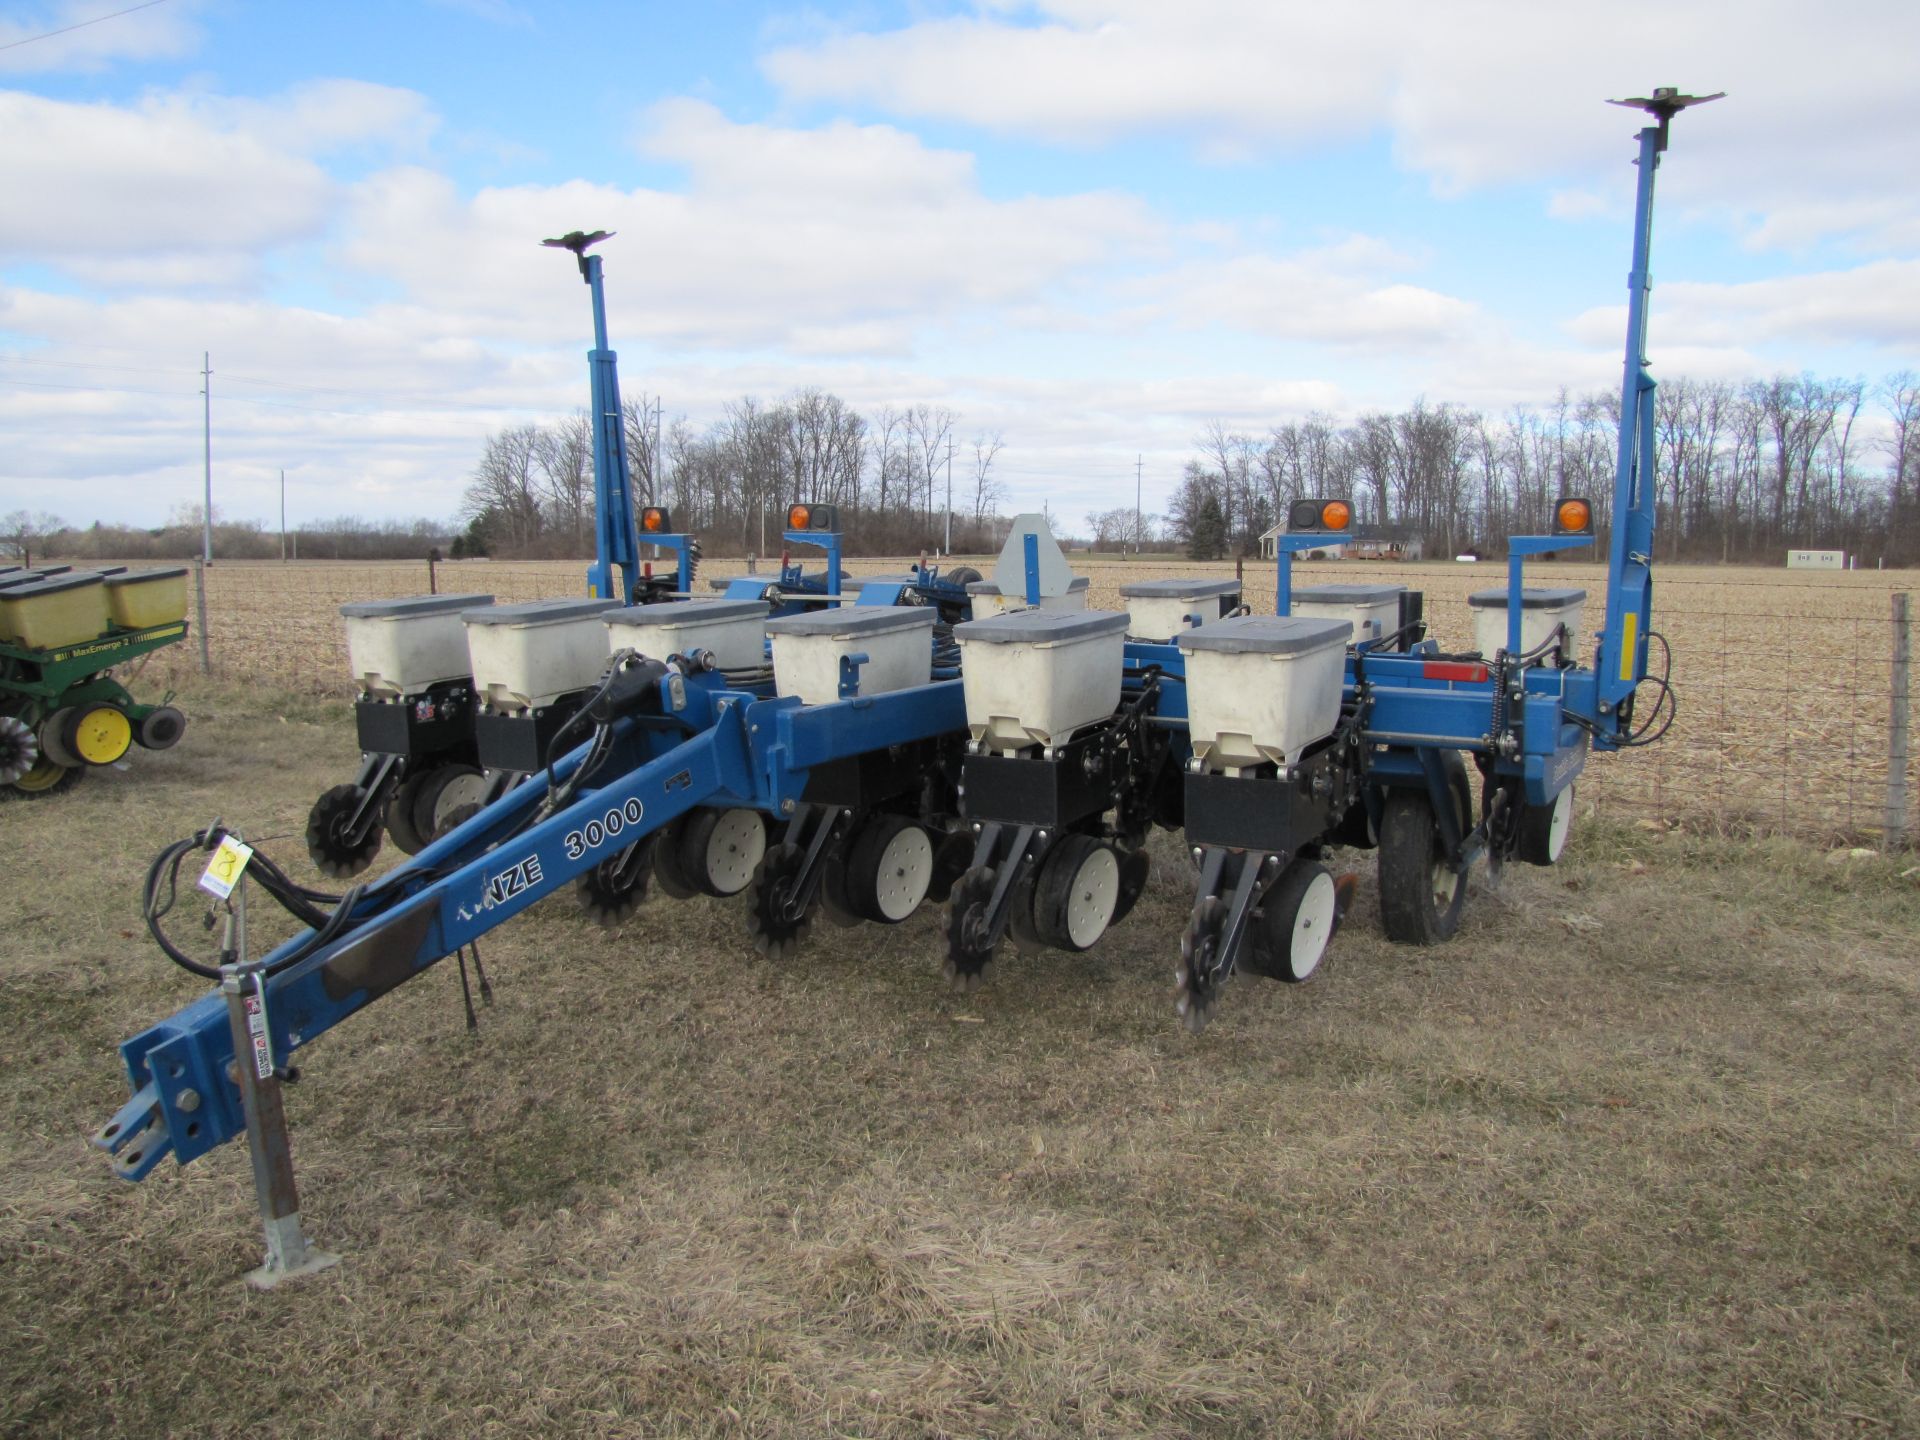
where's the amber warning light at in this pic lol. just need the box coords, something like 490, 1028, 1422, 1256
640, 507, 670, 533
1286, 498, 1353, 533
1555, 498, 1593, 534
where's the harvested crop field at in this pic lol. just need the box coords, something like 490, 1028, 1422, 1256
128, 553, 1917, 841
2, 678, 1918, 1437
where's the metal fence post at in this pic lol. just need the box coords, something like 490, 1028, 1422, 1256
1888, 592, 1911, 850
193, 557, 211, 675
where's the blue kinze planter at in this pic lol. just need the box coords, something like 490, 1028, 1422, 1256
95, 90, 1713, 1282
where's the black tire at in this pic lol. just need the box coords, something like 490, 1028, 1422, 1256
944, 565, 982, 588
1515, 784, 1575, 866
926, 828, 973, 904
135, 705, 187, 751
651, 815, 698, 899
842, 814, 934, 924
306, 782, 383, 878
3, 755, 82, 800
1377, 756, 1472, 946
1246, 860, 1338, 983
1109, 846, 1152, 928
679, 807, 766, 897
1032, 834, 1121, 953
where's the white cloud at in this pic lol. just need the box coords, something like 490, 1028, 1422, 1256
0, 81, 438, 281
1567, 261, 1920, 353
763, 1, 1920, 252
336, 101, 1162, 353
0, 0, 203, 75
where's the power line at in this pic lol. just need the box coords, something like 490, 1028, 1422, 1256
0, 0, 172, 54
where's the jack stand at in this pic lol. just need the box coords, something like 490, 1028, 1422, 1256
218, 863, 341, 1290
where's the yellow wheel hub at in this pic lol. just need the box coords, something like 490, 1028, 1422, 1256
12, 755, 73, 793
70, 705, 133, 765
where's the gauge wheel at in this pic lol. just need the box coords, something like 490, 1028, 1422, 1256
650, 815, 698, 899
385, 764, 435, 856
1246, 860, 1338, 984
679, 807, 767, 897
4, 753, 82, 800
1515, 784, 1575, 866
64, 703, 133, 767
1032, 834, 1121, 953
842, 814, 934, 924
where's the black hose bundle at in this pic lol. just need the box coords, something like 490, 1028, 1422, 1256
143, 826, 362, 981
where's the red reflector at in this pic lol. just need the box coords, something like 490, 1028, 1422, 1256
643, 562, 653, 578
1422, 661, 1489, 683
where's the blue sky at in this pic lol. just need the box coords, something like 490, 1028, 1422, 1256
3, 0, 1916, 533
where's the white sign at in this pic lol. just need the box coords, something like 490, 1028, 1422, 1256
1786, 550, 1844, 570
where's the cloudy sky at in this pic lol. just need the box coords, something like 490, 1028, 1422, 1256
2, 0, 1915, 532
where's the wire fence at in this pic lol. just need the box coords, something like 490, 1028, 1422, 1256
125, 556, 1916, 846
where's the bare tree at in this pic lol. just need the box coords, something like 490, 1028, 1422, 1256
462, 425, 544, 551
1, 510, 64, 566
535, 410, 595, 551
968, 431, 1005, 521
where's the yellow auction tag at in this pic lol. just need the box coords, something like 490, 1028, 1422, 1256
198, 835, 255, 900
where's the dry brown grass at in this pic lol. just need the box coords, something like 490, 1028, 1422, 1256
127, 553, 1916, 841
2, 677, 1917, 1437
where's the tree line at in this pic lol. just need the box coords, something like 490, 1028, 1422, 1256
11, 507, 453, 565
461, 390, 1009, 558
1166, 372, 1920, 565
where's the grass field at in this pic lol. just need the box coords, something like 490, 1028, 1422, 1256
3, 677, 1917, 1437
122, 551, 1916, 841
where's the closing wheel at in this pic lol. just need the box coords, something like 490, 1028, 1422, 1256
306, 782, 384, 878
65, 703, 133, 767
843, 814, 934, 923
945, 565, 982, 588
0, 714, 38, 786
680, 807, 767, 897
943, 865, 1000, 990
1175, 896, 1228, 1033
1246, 861, 1338, 984
577, 837, 654, 928
1377, 756, 1472, 946
1033, 834, 1120, 952
1515, 784, 1575, 866
747, 842, 813, 960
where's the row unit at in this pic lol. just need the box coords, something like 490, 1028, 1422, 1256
0, 566, 190, 650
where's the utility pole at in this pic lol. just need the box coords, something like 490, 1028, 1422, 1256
201, 353, 213, 564
652, 397, 662, 508
1121, 456, 1136, 556
944, 436, 953, 556
279, 468, 286, 561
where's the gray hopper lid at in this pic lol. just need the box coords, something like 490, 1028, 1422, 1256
340, 592, 494, 620
1176, 613, 1353, 656
1291, 583, 1405, 604
954, 608, 1129, 645
764, 604, 935, 638
0, 572, 105, 599
606, 598, 768, 625
855, 573, 921, 585
1117, 578, 1241, 599
462, 597, 622, 626
1467, 587, 1588, 609
105, 566, 189, 586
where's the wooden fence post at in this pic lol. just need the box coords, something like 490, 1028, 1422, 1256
1888, 592, 1911, 850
